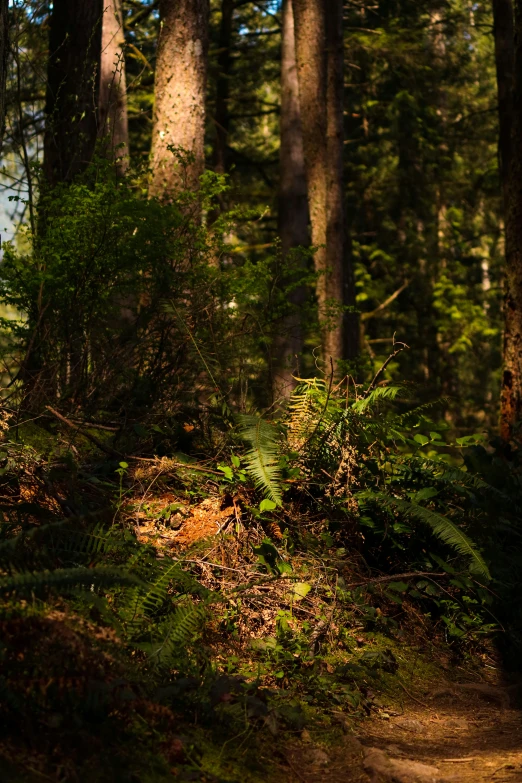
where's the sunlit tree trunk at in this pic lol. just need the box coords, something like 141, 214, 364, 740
491, 0, 522, 440
150, 0, 209, 198
293, 0, 358, 367
43, 0, 103, 186
273, 0, 309, 399
99, 0, 129, 173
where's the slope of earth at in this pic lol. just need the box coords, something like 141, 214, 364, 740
285, 684, 522, 782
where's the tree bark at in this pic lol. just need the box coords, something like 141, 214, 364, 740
214, 0, 233, 176
293, 0, 358, 367
325, 0, 358, 361
43, 0, 103, 186
491, 0, 522, 440
150, 0, 209, 198
99, 0, 129, 173
0, 0, 8, 148
273, 0, 309, 399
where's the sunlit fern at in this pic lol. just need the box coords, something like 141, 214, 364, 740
238, 414, 283, 505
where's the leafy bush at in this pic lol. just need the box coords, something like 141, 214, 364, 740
0, 158, 316, 418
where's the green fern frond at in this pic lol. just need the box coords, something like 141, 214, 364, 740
0, 566, 142, 596
353, 385, 410, 413
137, 603, 207, 665
393, 398, 448, 424
238, 414, 283, 505
366, 492, 490, 580
409, 458, 510, 500
123, 561, 179, 624
121, 560, 212, 632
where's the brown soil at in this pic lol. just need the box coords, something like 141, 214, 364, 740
134, 495, 235, 549
285, 684, 522, 782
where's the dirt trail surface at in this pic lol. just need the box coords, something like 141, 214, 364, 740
285, 684, 522, 782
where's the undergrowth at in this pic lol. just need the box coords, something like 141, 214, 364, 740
0, 159, 519, 782
0, 366, 518, 782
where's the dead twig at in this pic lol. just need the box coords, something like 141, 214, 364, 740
398, 681, 429, 708
347, 571, 447, 588
363, 335, 409, 397
45, 406, 125, 459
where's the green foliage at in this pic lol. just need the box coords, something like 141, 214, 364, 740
0, 565, 142, 596
363, 493, 489, 580
239, 374, 491, 584
238, 415, 283, 505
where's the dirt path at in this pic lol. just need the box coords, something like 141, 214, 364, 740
285, 684, 522, 782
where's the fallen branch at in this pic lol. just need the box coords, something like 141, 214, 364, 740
45, 406, 125, 459
347, 571, 448, 588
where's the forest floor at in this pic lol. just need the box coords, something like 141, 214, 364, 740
3, 430, 521, 783
284, 682, 522, 782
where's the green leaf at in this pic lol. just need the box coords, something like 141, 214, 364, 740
231, 454, 241, 468
259, 498, 277, 513
413, 487, 438, 502
290, 582, 311, 602
388, 581, 408, 593
217, 464, 234, 480
414, 434, 430, 446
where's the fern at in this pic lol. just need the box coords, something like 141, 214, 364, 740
364, 492, 490, 580
353, 384, 410, 413
238, 414, 283, 505
143, 603, 207, 665
0, 566, 142, 596
52, 522, 121, 560
120, 559, 212, 634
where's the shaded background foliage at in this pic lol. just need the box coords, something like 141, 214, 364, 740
0, 0, 504, 429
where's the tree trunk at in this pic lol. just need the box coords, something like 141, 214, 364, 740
0, 0, 8, 148
293, 0, 358, 367
491, 0, 522, 440
325, 0, 358, 361
273, 0, 309, 399
214, 0, 233, 176
99, 0, 129, 173
43, 0, 103, 186
150, 0, 209, 199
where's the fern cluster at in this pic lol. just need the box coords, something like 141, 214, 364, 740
239, 378, 494, 582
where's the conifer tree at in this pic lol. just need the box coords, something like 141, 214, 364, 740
491, 0, 522, 439
150, 0, 209, 198
274, 0, 308, 397
99, 0, 128, 173
214, 0, 233, 176
0, 0, 8, 147
43, 0, 103, 185
293, 0, 358, 367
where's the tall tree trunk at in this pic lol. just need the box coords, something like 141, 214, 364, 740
325, 0, 358, 361
214, 0, 233, 176
273, 0, 309, 399
150, 0, 209, 199
99, 0, 129, 173
293, 0, 358, 367
43, 0, 103, 186
0, 0, 8, 148
491, 0, 522, 440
